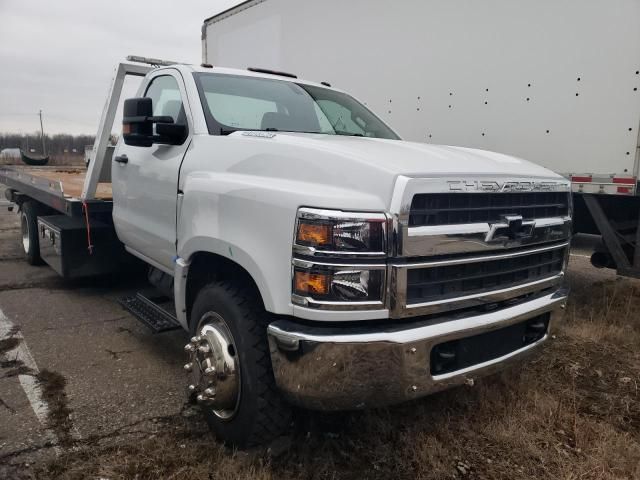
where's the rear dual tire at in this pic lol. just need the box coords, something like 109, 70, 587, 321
20, 200, 44, 266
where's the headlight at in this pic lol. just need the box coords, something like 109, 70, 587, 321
292, 260, 386, 308
293, 208, 388, 257
291, 208, 388, 310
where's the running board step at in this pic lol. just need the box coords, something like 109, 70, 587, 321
119, 292, 181, 333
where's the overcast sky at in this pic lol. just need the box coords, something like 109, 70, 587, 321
0, 0, 241, 135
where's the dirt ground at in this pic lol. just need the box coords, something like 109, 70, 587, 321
0, 185, 638, 479
0, 155, 85, 167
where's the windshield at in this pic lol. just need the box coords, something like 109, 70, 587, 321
193, 72, 399, 139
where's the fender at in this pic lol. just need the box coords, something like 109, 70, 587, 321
176, 236, 279, 327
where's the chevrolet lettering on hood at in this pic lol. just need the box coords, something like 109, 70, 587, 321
447, 180, 564, 192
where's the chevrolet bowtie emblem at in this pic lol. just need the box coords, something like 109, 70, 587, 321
485, 215, 536, 243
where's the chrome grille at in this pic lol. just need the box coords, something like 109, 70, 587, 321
406, 245, 566, 305
388, 177, 571, 319
409, 192, 570, 227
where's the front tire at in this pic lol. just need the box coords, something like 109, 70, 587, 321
187, 281, 291, 447
20, 200, 44, 266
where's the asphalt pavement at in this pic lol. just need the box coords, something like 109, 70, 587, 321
0, 184, 190, 474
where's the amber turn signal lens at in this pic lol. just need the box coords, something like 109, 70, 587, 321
122, 123, 131, 134
294, 271, 330, 296
297, 222, 331, 246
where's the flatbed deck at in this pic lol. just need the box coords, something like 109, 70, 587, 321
20, 167, 112, 200
0, 165, 113, 217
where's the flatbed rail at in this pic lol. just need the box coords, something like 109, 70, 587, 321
0, 165, 112, 217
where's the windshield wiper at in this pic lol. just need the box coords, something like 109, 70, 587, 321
262, 128, 327, 135
333, 130, 364, 137
224, 127, 356, 136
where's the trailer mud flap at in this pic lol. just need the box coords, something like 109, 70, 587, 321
583, 194, 640, 279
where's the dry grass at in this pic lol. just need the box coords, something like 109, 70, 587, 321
30, 272, 640, 479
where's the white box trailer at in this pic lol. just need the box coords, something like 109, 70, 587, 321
203, 0, 640, 277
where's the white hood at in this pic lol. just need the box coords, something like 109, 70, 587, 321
261, 132, 561, 178
189, 132, 566, 211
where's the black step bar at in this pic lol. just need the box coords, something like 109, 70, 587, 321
119, 292, 181, 333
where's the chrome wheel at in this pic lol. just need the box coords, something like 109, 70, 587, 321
21, 212, 30, 254
184, 312, 240, 420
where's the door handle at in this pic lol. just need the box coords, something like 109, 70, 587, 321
114, 154, 128, 164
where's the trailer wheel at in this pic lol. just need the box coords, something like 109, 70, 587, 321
20, 201, 44, 265
185, 280, 291, 447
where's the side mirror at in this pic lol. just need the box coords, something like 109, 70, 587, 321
123, 97, 154, 147
122, 97, 185, 147
156, 122, 188, 144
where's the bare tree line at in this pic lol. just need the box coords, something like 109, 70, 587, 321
0, 132, 95, 155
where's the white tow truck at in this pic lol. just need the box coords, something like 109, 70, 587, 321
1, 55, 570, 446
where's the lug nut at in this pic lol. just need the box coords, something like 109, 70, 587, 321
190, 336, 198, 344
204, 366, 216, 376
196, 394, 205, 403
188, 384, 196, 392
184, 344, 195, 352
183, 363, 193, 372
198, 345, 210, 354
204, 388, 216, 397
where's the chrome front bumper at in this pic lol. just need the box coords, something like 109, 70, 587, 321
267, 288, 568, 410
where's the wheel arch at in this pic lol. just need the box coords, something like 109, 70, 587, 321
181, 248, 273, 330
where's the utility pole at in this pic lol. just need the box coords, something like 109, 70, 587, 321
39, 109, 46, 155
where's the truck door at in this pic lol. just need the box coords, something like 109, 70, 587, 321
112, 70, 192, 271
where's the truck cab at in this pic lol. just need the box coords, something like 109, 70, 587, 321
2, 59, 571, 447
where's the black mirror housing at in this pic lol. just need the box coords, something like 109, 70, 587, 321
123, 97, 154, 147
156, 123, 188, 144
122, 97, 186, 147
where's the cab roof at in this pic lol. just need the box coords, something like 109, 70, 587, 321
164, 63, 339, 92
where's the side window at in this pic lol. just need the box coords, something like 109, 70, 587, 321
145, 75, 186, 126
